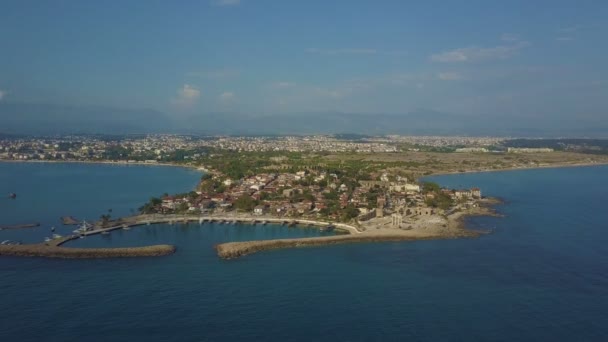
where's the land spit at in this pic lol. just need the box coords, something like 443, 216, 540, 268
0, 244, 175, 259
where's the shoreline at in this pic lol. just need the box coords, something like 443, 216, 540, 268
425, 160, 608, 177
0, 159, 206, 172
8, 156, 599, 260
4, 158, 607, 179
0, 203, 498, 259
213, 201, 500, 259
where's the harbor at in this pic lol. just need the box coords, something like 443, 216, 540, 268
0, 213, 356, 259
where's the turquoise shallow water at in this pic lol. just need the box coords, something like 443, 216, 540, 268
1, 163, 608, 341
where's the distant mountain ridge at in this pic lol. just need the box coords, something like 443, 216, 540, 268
1, 101, 607, 137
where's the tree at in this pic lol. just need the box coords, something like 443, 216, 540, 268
423, 181, 441, 193
100, 214, 111, 227
234, 195, 257, 211
341, 204, 360, 221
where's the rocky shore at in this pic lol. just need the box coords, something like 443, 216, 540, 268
0, 244, 176, 259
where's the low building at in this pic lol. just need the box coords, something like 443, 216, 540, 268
253, 205, 267, 215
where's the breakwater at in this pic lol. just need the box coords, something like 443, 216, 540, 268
0, 222, 40, 230
0, 243, 176, 258
216, 230, 479, 259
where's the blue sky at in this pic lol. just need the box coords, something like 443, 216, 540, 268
1, 0, 607, 128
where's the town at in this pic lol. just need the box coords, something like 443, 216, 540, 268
0, 134, 537, 162
140, 165, 487, 233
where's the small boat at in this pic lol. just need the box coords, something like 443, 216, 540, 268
73, 220, 93, 234
101, 231, 110, 235
320, 225, 335, 232
122, 224, 131, 230
44, 237, 52, 242
51, 226, 56, 232
8, 193, 16, 199
1, 240, 10, 245
52, 233, 63, 239
262, 221, 268, 225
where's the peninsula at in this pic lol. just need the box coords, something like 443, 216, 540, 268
2, 134, 607, 259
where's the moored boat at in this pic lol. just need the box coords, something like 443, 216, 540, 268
73, 220, 93, 234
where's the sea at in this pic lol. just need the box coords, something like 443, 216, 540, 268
1, 162, 607, 342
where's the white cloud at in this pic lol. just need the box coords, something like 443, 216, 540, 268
306, 48, 407, 56
219, 91, 235, 102
186, 69, 239, 79
172, 84, 200, 107
306, 48, 377, 55
558, 25, 582, 33
430, 41, 529, 63
214, 0, 240, 6
501, 33, 519, 42
0, 90, 5, 101
437, 72, 463, 81
556, 36, 574, 42
273, 81, 296, 88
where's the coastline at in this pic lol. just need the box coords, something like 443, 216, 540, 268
214, 200, 500, 259
425, 160, 608, 177
4, 157, 607, 180
0, 201, 499, 259
0, 159, 206, 172
10, 157, 603, 260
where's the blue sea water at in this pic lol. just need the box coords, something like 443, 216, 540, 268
1, 163, 608, 341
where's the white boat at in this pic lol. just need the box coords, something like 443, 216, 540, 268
122, 224, 131, 230
1, 240, 10, 245
101, 230, 110, 235
73, 220, 94, 234
44, 237, 52, 242
52, 233, 63, 239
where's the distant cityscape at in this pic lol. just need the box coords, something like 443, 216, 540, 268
3, 134, 601, 163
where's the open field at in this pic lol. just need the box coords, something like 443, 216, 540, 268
322, 151, 608, 176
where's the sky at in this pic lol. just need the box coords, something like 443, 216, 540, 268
1, 0, 607, 135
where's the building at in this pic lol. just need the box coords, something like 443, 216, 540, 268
253, 205, 267, 215
471, 188, 481, 198
391, 213, 403, 227
507, 147, 554, 153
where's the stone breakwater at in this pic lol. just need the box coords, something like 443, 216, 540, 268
216, 230, 480, 259
0, 244, 176, 259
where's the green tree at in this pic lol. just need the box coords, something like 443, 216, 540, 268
423, 181, 441, 193
234, 195, 257, 211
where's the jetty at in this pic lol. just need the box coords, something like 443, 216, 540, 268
0, 223, 40, 230
215, 233, 473, 259
0, 243, 175, 259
